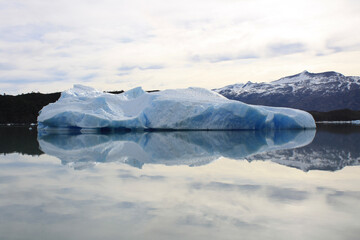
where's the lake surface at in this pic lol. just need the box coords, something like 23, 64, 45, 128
1, 124, 360, 240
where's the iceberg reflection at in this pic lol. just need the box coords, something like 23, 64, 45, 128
38, 130, 315, 169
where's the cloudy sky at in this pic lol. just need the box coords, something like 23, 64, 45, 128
1, 0, 359, 94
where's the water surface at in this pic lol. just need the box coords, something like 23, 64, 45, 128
0, 125, 359, 239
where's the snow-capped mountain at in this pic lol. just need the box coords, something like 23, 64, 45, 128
213, 71, 360, 111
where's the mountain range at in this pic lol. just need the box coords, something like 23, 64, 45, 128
213, 71, 360, 112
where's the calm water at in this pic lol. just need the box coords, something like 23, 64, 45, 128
0, 125, 360, 240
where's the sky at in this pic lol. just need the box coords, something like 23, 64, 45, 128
0, 0, 360, 94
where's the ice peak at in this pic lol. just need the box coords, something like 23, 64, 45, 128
62, 84, 101, 99
123, 87, 145, 99
72, 84, 99, 94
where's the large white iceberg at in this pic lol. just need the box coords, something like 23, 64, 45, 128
37, 85, 316, 130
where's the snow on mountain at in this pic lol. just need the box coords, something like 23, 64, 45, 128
213, 71, 360, 111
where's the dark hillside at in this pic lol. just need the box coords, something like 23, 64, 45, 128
309, 109, 360, 122
0, 92, 61, 124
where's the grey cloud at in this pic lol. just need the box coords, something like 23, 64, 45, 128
119, 37, 134, 43
191, 55, 202, 62
46, 68, 67, 77
191, 181, 261, 192
0, 77, 66, 85
139, 65, 164, 70
326, 190, 360, 207
54, 188, 74, 194
139, 175, 166, 180
268, 42, 306, 56
0, 24, 68, 42
316, 40, 360, 56
327, 45, 343, 53
118, 173, 166, 181
0, 161, 60, 169
118, 66, 137, 71
176, 18, 212, 29
190, 53, 259, 63
118, 65, 164, 73
0, 192, 107, 225
211, 55, 234, 62
210, 53, 259, 63
116, 201, 136, 208
48, 52, 72, 58
118, 173, 138, 179
117, 72, 130, 76
81, 73, 98, 81
326, 39, 360, 54
118, 169, 132, 174
0, 44, 46, 56
191, 182, 308, 203
0, 175, 18, 184
177, 212, 261, 229
0, 204, 74, 224
100, 201, 156, 212
266, 186, 309, 202
177, 214, 214, 228
0, 62, 16, 70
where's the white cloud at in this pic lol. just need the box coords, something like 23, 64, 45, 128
0, 0, 359, 93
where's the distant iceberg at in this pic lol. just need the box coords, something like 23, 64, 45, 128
37, 85, 316, 130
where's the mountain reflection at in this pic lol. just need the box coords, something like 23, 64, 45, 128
247, 124, 360, 171
0, 126, 43, 156
38, 130, 315, 170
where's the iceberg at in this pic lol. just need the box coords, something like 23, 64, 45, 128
37, 85, 316, 130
